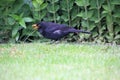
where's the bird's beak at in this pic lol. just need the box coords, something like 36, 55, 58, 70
32, 24, 39, 30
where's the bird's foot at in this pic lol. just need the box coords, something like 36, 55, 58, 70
49, 40, 60, 44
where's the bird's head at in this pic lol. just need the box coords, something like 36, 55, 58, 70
32, 23, 41, 30
32, 21, 48, 30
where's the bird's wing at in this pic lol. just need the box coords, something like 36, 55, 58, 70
53, 30, 62, 35
45, 27, 60, 33
42, 22, 68, 28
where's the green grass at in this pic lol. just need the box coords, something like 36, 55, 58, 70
0, 43, 120, 80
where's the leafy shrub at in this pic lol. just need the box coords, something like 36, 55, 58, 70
0, 0, 120, 44
0, 0, 34, 43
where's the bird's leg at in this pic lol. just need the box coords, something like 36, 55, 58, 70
54, 40, 60, 44
49, 40, 61, 44
49, 40, 56, 44
75, 32, 80, 36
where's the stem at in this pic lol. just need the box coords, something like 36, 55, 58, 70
53, 0, 56, 23
38, 2, 41, 21
77, 6, 80, 29
39, 11, 41, 21
84, 5, 89, 28
5, 7, 8, 25
97, 0, 101, 36
23, 30, 36, 42
66, 0, 70, 26
107, 0, 114, 40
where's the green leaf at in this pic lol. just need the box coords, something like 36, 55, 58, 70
102, 11, 108, 14
12, 0, 24, 13
71, 7, 78, 20
9, 14, 20, 21
102, 5, 115, 13
69, 0, 74, 10
111, 0, 120, 5
60, 0, 74, 11
115, 35, 120, 39
19, 19, 26, 28
115, 26, 120, 34
23, 17, 34, 22
75, 0, 90, 7
114, 18, 120, 26
113, 6, 120, 18
77, 12, 83, 17
36, 0, 44, 4
88, 22, 96, 30
33, 10, 47, 20
12, 26, 19, 38
47, 4, 59, 13
77, 10, 94, 19
113, 12, 120, 18
33, 2, 47, 11
90, 0, 104, 9
81, 20, 88, 28
92, 31, 98, 37
61, 11, 69, 22
0, 0, 15, 6
7, 17, 15, 25
70, 18, 80, 27
90, 10, 104, 23
51, 0, 59, 3
32, 1, 38, 8
15, 32, 20, 41
40, 3, 48, 10
60, 0, 67, 11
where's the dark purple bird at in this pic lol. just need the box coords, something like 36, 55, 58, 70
32, 21, 91, 41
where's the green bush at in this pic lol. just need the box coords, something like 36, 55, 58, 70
0, 0, 120, 44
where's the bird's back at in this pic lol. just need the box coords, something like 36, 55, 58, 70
40, 21, 68, 28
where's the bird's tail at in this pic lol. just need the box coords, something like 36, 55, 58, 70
77, 30, 91, 34
67, 28, 91, 34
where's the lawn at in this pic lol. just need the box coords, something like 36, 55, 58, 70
0, 43, 120, 80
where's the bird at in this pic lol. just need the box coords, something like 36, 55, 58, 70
32, 21, 91, 41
